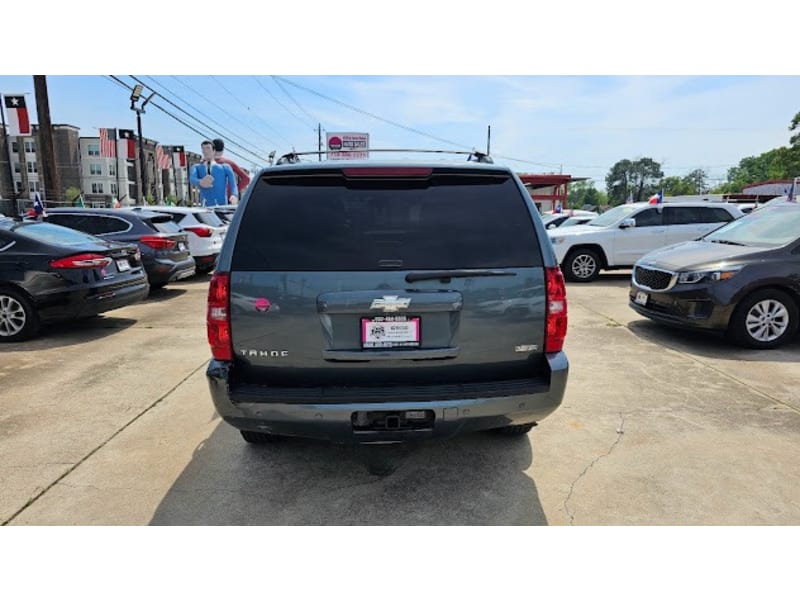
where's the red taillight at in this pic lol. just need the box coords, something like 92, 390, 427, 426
140, 235, 177, 250
185, 226, 213, 238
207, 272, 232, 361
50, 253, 112, 269
544, 266, 568, 353
342, 167, 433, 178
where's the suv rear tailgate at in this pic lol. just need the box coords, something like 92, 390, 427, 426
228, 167, 550, 388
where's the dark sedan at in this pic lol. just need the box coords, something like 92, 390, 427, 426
42, 208, 195, 289
0, 218, 149, 342
629, 203, 800, 349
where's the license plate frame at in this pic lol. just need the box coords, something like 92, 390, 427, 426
361, 315, 421, 349
634, 291, 648, 306
116, 258, 131, 272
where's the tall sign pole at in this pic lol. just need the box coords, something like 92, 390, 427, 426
33, 76, 61, 204
0, 96, 16, 207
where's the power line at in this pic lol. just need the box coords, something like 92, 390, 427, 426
270, 76, 322, 129
142, 75, 266, 160
254, 76, 315, 130
209, 76, 293, 146
128, 76, 268, 165
104, 76, 268, 164
272, 76, 475, 151
170, 76, 284, 149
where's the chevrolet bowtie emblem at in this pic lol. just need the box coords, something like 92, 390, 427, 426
370, 295, 411, 312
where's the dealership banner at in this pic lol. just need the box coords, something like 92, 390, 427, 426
326, 132, 369, 160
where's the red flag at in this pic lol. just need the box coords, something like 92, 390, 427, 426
99, 128, 117, 158
118, 129, 136, 160
3, 95, 31, 136
172, 145, 186, 168
156, 144, 171, 170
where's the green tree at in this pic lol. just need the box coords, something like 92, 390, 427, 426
790, 111, 800, 147
64, 186, 82, 206
567, 180, 608, 209
684, 169, 709, 194
720, 147, 800, 192
661, 176, 690, 196
605, 158, 663, 204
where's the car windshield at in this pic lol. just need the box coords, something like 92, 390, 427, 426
11, 222, 104, 246
704, 205, 800, 247
589, 204, 640, 227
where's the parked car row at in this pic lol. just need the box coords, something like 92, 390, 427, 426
0, 217, 149, 342
1, 206, 229, 342
629, 201, 800, 349
544, 199, 799, 349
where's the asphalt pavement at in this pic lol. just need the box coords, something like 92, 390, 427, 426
1, 272, 798, 525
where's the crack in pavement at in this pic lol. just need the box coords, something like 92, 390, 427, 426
563, 413, 625, 526
572, 299, 800, 415
1, 359, 210, 526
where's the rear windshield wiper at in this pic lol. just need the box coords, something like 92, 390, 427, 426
709, 239, 746, 246
405, 269, 517, 283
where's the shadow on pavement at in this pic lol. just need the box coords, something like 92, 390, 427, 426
5, 316, 137, 351
140, 287, 187, 304
150, 423, 547, 525
627, 318, 800, 362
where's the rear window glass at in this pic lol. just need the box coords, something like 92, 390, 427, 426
232, 172, 542, 271
196, 211, 224, 227
12, 222, 103, 246
147, 218, 183, 234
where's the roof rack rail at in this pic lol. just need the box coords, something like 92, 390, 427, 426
274, 148, 494, 166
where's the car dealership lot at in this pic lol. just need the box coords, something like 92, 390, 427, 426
1, 273, 798, 525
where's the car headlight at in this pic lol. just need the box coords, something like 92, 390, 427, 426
677, 266, 742, 284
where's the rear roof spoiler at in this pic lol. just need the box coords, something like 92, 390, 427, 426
275, 148, 494, 165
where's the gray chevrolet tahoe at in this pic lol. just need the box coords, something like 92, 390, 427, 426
206, 160, 569, 444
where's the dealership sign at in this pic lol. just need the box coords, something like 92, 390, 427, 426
327, 132, 369, 160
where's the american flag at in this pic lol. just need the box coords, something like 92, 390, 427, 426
99, 128, 117, 158
155, 144, 171, 170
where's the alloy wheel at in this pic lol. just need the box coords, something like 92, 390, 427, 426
0, 294, 27, 337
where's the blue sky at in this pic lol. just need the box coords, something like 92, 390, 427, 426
2, 75, 798, 188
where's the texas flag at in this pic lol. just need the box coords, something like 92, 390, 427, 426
648, 189, 664, 205
118, 129, 136, 160
3, 95, 31, 136
33, 191, 46, 217
172, 145, 186, 168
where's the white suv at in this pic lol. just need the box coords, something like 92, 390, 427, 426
130, 206, 227, 273
548, 201, 743, 282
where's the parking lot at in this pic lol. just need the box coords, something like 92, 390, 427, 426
1, 272, 798, 525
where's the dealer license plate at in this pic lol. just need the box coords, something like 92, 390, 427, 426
361, 316, 421, 349
116, 259, 131, 272
634, 291, 648, 306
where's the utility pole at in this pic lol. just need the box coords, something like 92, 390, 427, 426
0, 99, 16, 209
318, 123, 322, 162
33, 76, 61, 204
487, 125, 491, 156
129, 85, 154, 206
17, 136, 29, 207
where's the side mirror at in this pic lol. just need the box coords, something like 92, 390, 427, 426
547, 223, 557, 230
619, 218, 636, 229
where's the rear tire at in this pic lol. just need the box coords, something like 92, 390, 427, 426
239, 429, 281, 444
563, 248, 601, 282
728, 288, 798, 349
0, 287, 40, 343
490, 423, 536, 436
